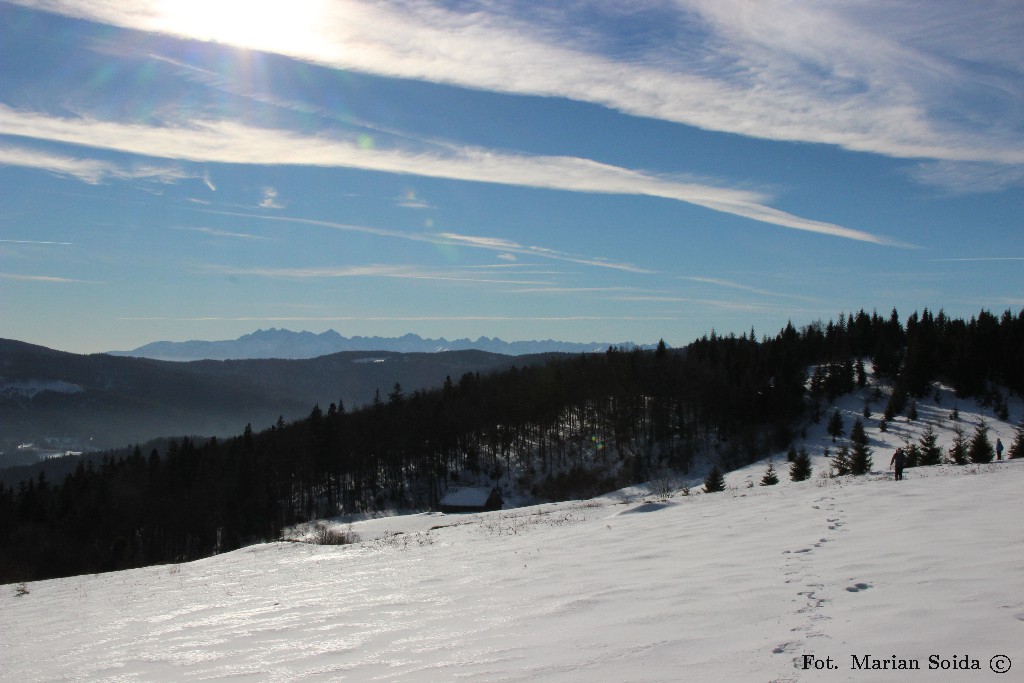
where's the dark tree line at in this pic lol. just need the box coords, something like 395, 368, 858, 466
2, 308, 1022, 582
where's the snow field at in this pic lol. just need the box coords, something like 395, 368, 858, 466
3, 457, 1023, 682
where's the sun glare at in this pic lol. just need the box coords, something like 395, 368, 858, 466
156, 0, 327, 55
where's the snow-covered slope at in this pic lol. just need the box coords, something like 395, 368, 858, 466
3, 470, 1022, 680
3, 391, 1022, 681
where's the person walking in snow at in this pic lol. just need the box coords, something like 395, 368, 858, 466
889, 447, 906, 481
996, 438, 1004, 460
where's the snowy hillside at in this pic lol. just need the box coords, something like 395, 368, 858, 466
3, 393, 1022, 681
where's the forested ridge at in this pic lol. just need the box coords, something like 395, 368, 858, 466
0, 342, 537, 450
2, 308, 1022, 583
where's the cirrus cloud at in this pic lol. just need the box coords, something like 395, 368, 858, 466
0, 105, 902, 245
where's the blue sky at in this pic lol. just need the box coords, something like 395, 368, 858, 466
1, 0, 1021, 354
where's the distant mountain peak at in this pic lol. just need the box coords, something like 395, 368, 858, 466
110, 330, 657, 361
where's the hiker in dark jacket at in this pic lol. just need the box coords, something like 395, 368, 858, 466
890, 448, 906, 481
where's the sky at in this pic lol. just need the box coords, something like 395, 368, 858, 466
1, 1, 1022, 354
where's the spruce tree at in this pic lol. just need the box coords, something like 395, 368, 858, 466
1008, 422, 1024, 459
827, 409, 844, 442
760, 460, 779, 486
948, 425, 968, 464
831, 444, 851, 476
790, 447, 812, 482
903, 443, 920, 468
849, 418, 873, 475
703, 465, 726, 493
917, 423, 943, 466
968, 420, 995, 463
884, 386, 907, 421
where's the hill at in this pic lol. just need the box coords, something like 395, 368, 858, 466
109, 328, 655, 361
0, 338, 556, 452
4, 307, 1021, 583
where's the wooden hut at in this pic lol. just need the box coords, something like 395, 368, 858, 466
439, 486, 503, 513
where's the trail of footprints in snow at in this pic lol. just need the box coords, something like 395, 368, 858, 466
771, 495, 873, 678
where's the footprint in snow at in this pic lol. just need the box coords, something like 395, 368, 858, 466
772, 641, 798, 654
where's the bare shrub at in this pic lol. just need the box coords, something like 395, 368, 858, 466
649, 472, 677, 499
311, 522, 360, 546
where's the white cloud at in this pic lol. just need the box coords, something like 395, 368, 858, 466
0, 239, 73, 246
0, 144, 111, 183
201, 262, 555, 285
679, 275, 821, 303
909, 161, 1024, 194
12, 0, 1022, 171
259, 187, 285, 209
0, 141, 194, 187
394, 189, 434, 209
0, 106, 900, 244
0, 272, 98, 283
0, 142, 190, 185
200, 212, 648, 276
174, 226, 269, 241
611, 294, 806, 315
929, 257, 1024, 263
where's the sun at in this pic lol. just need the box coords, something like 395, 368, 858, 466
155, 0, 328, 55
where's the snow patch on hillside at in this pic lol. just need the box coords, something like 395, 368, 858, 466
0, 379, 83, 399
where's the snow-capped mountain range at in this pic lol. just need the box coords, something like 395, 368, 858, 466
111, 329, 656, 361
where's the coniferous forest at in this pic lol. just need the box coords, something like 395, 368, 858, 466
2, 308, 1022, 582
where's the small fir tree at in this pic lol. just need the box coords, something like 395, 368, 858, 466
917, 423, 943, 466
827, 409, 844, 442
884, 386, 907, 421
760, 460, 779, 486
902, 443, 920, 468
948, 425, 968, 464
968, 420, 995, 463
703, 465, 726, 493
1009, 421, 1024, 459
832, 444, 851, 476
790, 447, 812, 482
849, 418, 873, 475
996, 396, 1009, 421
